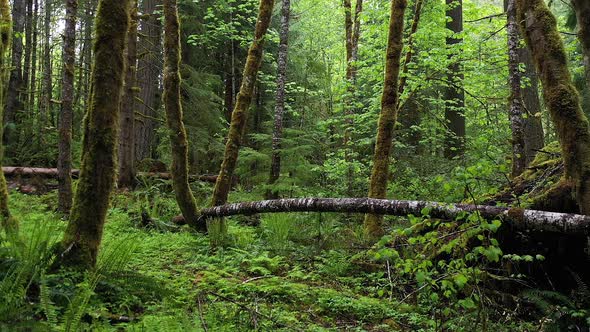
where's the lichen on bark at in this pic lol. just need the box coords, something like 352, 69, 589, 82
517, 0, 590, 215
364, 0, 407, 238
59, 0, 131, 268
162, 0, 205, 232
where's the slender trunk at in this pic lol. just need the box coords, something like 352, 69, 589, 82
59, 0, 130, 269
571, 0, 590, 93
196, 198, 590, 235
519, 38, 544, 164
23, 0, 32, 109
162, 0, 205, 231
41, 0, 52, 134
211, 0, 275, 207
118, 0, 138, 188
266, 0, 291, 199
0, 0, 14, 231
444, 0, 465, 158
29, 0, 38, 113
57, 0, 78, 214
364, 0, 407, 238
4, 0, 25, 135
517, 0, 590, 214
506, 0, 526, 177
397, 0, 423, 98
135, 0, 162, 162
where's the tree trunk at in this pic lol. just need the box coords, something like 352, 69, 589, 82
40, 0, 52, 135
23, 0, 32, 111
162, 0, 205, 231
0, 0, 14, 231
444, 0, 466, 158
59, 0, 130, 269
57, 0, 78, 214
193, 198, 590, 234
519, 39, 544, 164
506, 0, 526, 177
4, 0, 25, 136
118, 0, 138, 188
29, 0, 38, 114
266, 0, 291, 200
364, 0, 407, 238
135, 0, 162, 162
517, 0, 590, 215
571, 0, 590, 93
211, 0, 275, 207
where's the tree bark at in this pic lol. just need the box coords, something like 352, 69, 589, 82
4, 0, 25, 134
40, 0, 52, 133
517, 0, 590, 215
519, 39, 544, 165
162, 0, 205, 231
195, 198, 590, 234
364, 0, 407, 238
506, 0, 526, 177
0, 0, 14, 231
23, 0, 32, 110
571, 0, 590, 93
211, 0, 275, 207
59, 0, 130, 269
118, 0, 138, 188
135, 0, 162, 162
266, 0, 291, 200
57, 0, 78, 214
444, 0, 466, 158
29, 0, 38, 114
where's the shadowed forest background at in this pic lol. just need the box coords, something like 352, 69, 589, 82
2, 0, 590, 330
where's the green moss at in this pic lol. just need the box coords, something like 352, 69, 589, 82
0, 0, 13, 232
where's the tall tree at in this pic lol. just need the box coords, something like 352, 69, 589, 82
571, 0, 590, 91
506, 0, 526, 177
40, 0, 52, 133
267, 0, 292, 200
28, 0, 38, 112
444, 0, 465, 158
135, 0, 162, 162
57, 0, 78, 214
0, 0, 14, 231
162, 0, 205, 231
516, 0, 590, 214
211, 0, 275, 207
118, 0, 138, 188
364, 0, 407, 238
520, 37, 544, 164
4, 0, 25, 132
59, 0, 130, 268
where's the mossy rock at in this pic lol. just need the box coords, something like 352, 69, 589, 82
487, 142, 578, 213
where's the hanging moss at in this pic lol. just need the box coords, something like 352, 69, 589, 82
364, 0, 407, 238
211, 0, 275, 207
162, 0, 205, 232
58, 0, 131, 269
517, 0, 590, 215
0, 0, 15, 232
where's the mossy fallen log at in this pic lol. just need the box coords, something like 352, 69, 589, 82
172, 197, 590, 234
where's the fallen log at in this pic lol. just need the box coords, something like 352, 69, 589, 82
1, 167, 226, 184
182, 198, 590, 234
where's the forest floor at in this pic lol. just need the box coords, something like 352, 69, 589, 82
0, 183, 557, 331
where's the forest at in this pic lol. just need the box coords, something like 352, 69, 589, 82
2, 0, 590, 330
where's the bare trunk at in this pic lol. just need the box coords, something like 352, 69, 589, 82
444, 0, 466, 158
135, 0, 162, 162
57, 0, 78, 214
23, 0, 32, 110
118, 0, 138, 188
29, 0, 38, 113
59, 0, 130, 269
517, 0, 590, 215
519, 40, 544, 164
266, 0, 291, 199
4, 0, 25, 136
211, 0, 275, 207
364, 0, 407, 238
40, 0, 52, 134
507, 0, 526, 177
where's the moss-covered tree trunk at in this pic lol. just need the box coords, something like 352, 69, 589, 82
506, 0, 526, 177
59, 0, 130, 268
3, 0, 24, 146
364, 0, 407, 238
571, 0, 590, 92
517, 0, 590, 214
118, 0, 138, 189
57, 0, 78, 214
162, 0, 205, 231
211, 0, 275, 207
266, 0, 291, 200
0, 0, 14, 231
